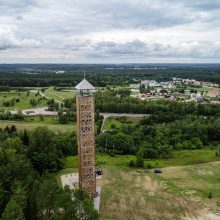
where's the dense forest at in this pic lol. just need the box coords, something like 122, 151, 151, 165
1, 64, 220, 87
47, 89, 220, 160
0, 127, 98, 219
94, 90, 220, 160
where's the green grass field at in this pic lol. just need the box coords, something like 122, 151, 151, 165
44, 87, 75, 102
0, 88, 76, 132
58, 150, 220, 219
0, 117, 76, 133
147, 149, 220, 168
186, 86, 213, 93
0, 90, 47, 110
60, 149, 220, 170
131, 89, 140, 95
103, 116, 142, 130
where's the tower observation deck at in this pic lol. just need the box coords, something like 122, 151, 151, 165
75, 79, 96, 198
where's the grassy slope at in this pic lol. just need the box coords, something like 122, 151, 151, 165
58, 151, 220, 219
99, 162, 220, 220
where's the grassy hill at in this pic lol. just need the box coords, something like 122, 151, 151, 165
58, 150, 220, 219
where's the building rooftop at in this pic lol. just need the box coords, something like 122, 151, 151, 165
75, 79, 95, 90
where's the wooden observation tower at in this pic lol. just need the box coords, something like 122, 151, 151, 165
76, 79, 96, 198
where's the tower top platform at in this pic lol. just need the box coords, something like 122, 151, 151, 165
75, 79, 95, 90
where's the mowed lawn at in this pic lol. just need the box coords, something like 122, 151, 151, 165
0, 90, 47, 110
44, 87, 75, 102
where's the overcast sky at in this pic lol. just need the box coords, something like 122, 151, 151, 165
0, 0, 219, 63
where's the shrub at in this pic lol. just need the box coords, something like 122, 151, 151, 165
111, 124, 116, 129
146, 162, 154, 169
136, 148, 144, 167
129, 160, 135, 167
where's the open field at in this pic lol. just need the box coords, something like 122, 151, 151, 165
44, 87, 75, 102
147, 149, 220, 168
0, 87, 75, 112
186, 86, 213, 93
0, 118, 76, 132
61, 149, 220, 170
58, 151, 220, 219
103, 116, 142, 130
99, 162, 220, 220
0, 90, 47, 110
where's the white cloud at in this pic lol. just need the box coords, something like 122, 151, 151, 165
0, 0, 219, 62
0, 28, 41, 50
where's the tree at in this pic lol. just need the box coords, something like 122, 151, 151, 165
2, 198, 25, 220
39, 115, 44, 121
21, 130, 29, 146
36, 175, 61, 219
3, 137, 24, 154
10, 125, 16, 133
54, 132, 77, 156
129, 160, 135, 167
28, 127, 62, 174
30, 99, 37, 107
191, 137, 203, 149
36, 176, 98, 220
4, 126, 11, 134
58, 110, 68, 124
74, 189, 99, 220
118, 89, 131, 98
2, 184, 26, 220
136, 148, 144, 167
110, 124, 116, 129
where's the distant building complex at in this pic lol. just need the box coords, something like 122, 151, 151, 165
130, 77, 220, 103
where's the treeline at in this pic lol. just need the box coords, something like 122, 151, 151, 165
0, 126, 98, 219
1, 64, 220, 87
0, 111, 24, 121
95, 90, 220, 117
97, 114, 220, 160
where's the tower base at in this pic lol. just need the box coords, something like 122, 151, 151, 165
60, 172, 102, 212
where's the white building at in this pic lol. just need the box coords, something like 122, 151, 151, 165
130, 84, 140, 89
141, 80, 161, 87
161, 81, 174, 89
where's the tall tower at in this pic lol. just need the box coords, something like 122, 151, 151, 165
75, 79, 96, 198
